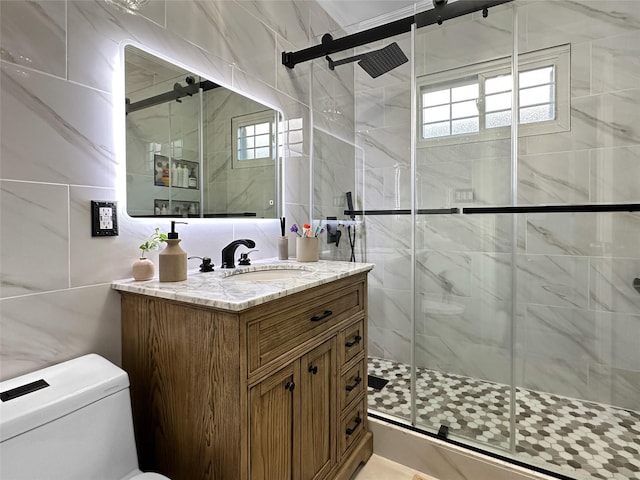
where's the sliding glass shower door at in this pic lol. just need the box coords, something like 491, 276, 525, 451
409, 2, 640, 479
413, 2, 516, 452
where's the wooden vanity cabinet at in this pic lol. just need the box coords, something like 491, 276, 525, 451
120, 272, 372, 480
249, 338, 335, 480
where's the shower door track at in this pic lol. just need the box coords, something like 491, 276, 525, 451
368, 412, 576, 480
345, 203, 640, 216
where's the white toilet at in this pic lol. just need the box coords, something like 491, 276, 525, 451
0, 354, 170, 480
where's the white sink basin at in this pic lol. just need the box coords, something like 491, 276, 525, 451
222, 267, 315, 282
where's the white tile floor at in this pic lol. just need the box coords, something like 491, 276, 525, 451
351, 454, 438, 480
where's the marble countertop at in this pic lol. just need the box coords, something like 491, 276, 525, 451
111, 259, 374, 312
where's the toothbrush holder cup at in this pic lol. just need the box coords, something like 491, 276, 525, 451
296, 237, 318, 262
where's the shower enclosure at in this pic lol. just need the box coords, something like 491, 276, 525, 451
311, 1, 640, 479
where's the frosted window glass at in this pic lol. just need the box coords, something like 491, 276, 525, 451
238, 149, 250, 160
423, 89, 450, 107
520, 104, 555, 124
424, 104, 450, 123
520, 66, 553, 88
486, 111, 512, 128
255, 134, 270, 147
452, 118, 479, 135
255, 147, 270, 158
255, 122, 270, 135
451, 83, 478, 102
521, 85, 554, 107
452, 100, 478, 119
486, 92, 511, 112
289, 118, 303, 129
486, 74, 512, 94
289, 131, 303, 144
424, 121, 450, 138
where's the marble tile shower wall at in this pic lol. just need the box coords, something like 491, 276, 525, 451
357, 0, 640, 411
312, 54, 359, 262
0, 0, 342, 380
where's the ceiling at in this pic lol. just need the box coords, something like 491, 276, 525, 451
317, 0, 431, 30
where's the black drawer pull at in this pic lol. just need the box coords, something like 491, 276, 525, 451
310, 310, 333, 322
308, 365, 318, 375
284, 381, 295, 392
345, 335, 362, 348
345, 376, 362, 392
345, 415, 362, 435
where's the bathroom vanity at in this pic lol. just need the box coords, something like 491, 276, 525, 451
112, 261, 374, 480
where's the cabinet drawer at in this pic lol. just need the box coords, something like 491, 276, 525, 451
340, 320, 365, 367
248, 281, 364, 374
340, 359, 365, 412
340, 397, 366, 457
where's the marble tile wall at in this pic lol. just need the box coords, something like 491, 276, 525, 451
356, 0, 640, 411
0, 0, 340, 380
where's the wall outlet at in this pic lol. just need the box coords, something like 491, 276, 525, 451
453, 188, 474, 203
91, 201, 118, 237
333, 195, 346, 207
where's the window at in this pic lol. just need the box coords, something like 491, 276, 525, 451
418, 44, 570, 145
232, 110, 277, 168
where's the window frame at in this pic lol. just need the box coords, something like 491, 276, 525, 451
232, 110, 277, 169
417, 44, 570, 147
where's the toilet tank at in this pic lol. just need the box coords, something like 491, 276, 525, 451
0, 354, 141, 480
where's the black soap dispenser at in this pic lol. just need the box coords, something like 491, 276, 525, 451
159, 221, 188, 282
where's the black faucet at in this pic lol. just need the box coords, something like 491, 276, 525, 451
221, 239, 256, 268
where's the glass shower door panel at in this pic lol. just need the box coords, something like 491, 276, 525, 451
366, 214, 416, 423
413, 2, 515, 449
414, 213, 516, 451
357, 31, 414, 423
513, 1, 640, 478
514, 211, 640, 480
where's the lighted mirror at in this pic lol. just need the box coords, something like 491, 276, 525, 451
125, 45, 281, 218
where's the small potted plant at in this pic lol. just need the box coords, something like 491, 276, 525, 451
132, 227, 167, 281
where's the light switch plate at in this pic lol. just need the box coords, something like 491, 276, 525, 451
91, 201, 118, 236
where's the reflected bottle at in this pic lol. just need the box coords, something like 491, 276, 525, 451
182, 165, 189, 188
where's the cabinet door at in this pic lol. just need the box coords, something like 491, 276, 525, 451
300, 338, 337, 480
250, 363, 300, 480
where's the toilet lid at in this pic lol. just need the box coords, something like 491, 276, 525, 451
131, 473, 171, 480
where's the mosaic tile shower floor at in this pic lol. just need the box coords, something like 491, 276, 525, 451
368, 357, 640, 480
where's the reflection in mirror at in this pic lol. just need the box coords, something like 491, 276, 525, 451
125, 45, 281, 218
